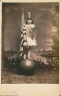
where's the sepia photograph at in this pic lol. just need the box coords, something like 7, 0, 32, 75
1, 2, 59, 84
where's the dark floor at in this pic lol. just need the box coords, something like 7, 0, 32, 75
1, 67, 59, 84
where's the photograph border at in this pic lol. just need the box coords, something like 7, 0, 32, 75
0, 0, 61, 96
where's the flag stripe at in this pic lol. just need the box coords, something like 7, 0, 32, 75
20, 26, 27, 58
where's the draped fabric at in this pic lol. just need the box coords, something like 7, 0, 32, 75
20, 26, 27, 57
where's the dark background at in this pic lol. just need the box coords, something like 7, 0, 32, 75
2, 3, 59, 52
1, 3, 59, 84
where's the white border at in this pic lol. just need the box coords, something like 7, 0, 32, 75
0, 0, 61, 96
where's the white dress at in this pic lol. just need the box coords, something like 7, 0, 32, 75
26, 36, 37, 46
24, 25, 37, 47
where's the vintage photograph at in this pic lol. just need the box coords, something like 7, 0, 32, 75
1, 2, 59, 84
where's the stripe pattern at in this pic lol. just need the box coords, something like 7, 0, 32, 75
20, 25, 27, 59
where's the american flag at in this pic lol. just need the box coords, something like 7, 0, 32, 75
20, 9, 27, 59
20, 25, 27, 58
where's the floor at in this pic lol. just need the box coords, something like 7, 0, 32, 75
1, 67, 59, 84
